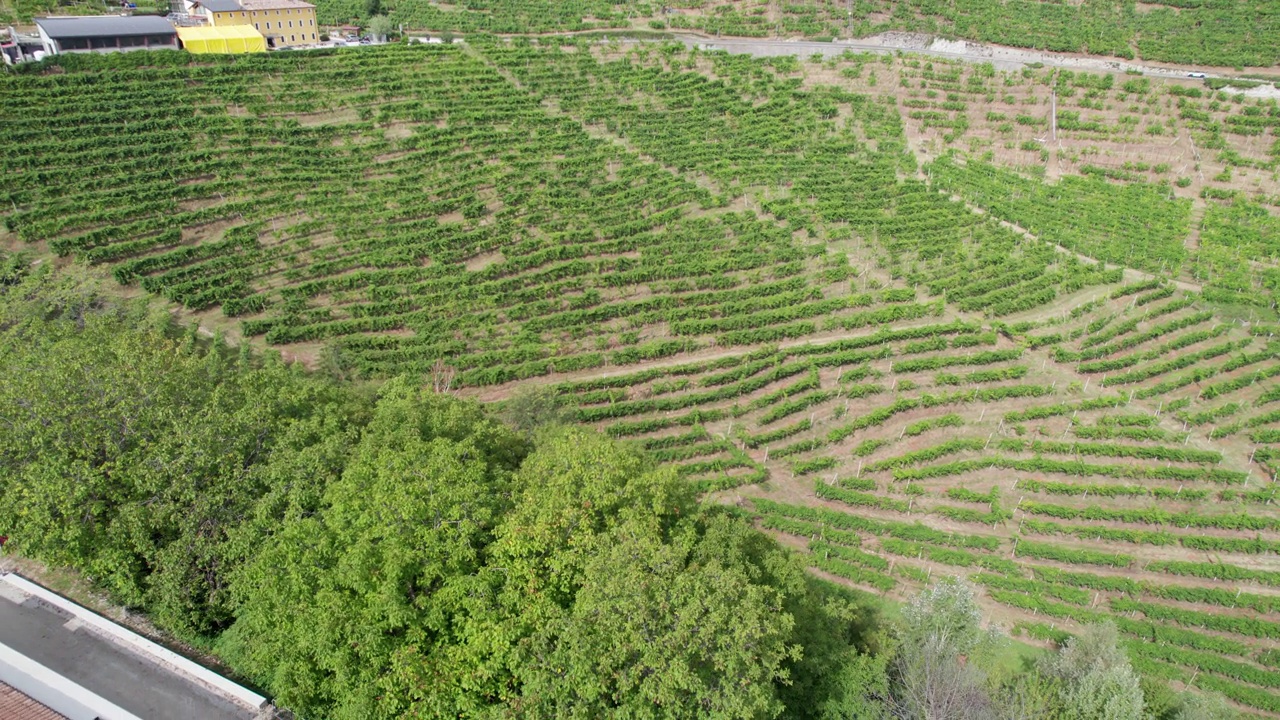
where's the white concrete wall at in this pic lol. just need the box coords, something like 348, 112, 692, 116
0, 574, 268, 711
35, 24, 55, 55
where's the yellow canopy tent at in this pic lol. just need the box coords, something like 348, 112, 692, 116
177, 25, 266, 54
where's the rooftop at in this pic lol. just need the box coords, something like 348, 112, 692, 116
196, 0, 243, 12
238, 0, 315, 10
34, 16, 177, 39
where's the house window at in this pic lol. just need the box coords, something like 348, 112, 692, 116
311, 32, 315, 39
288, 20, 292, 27
290, 34, 295, 41
254, 22, 259, 28
309, 18, 313, 25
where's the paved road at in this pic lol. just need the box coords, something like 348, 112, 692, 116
640, 34, 1228, 80
449, 29, 1243, 82
0, 594, 254, 720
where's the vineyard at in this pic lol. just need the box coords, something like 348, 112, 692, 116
180, 0, 1280, 68
5, 0, 1279, 67
5, 38, 1280, 713
818, 51, 1280, 316
213, 0, 1280, 69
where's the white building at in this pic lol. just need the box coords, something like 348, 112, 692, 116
34, 16, 179, 55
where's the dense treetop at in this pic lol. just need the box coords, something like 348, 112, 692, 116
0, 264, 887, 718
0, 251, 1243, 720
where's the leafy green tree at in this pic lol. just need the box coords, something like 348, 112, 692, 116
809, 651, 890, 720
786, 581, 890, 720
0, 268, 361, 636
373, 429, 695, 716
511, 516, 801, 718
891, 632, 996, 720
219, 381, 525, 719
0, 250, 27, 286
1045, 622, 1127, 681
368, 14, 394, 41
1141, 677, 1182, 720
499, 385, 572, 437
383, 429, 886, 719
1173, 692, 1238, 720
888, 577, 1003, 720
1044, 623, 1143, 720
1, 271, 890, 720
898, 576, 1001, 661
1058, 665, 1142, 720
489, 427, 695, 609
991, 672, 1061, 720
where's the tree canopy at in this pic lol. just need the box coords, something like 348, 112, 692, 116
0, 266, 889, 719
0, 262, 1244, 720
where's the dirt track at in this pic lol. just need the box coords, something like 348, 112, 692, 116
628, 31, 1252, 83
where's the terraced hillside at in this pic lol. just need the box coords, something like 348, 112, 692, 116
12, 0, 1275, 67
4, 41, 1280, 713
265, 0, 1280, 69
351, 0, 1269, 69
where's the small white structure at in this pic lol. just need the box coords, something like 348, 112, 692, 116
183, 0, 241, 21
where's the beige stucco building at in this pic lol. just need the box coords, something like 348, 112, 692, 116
190, 0, 318, 47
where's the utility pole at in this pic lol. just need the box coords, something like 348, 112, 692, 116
1050, 72, 1058, 142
